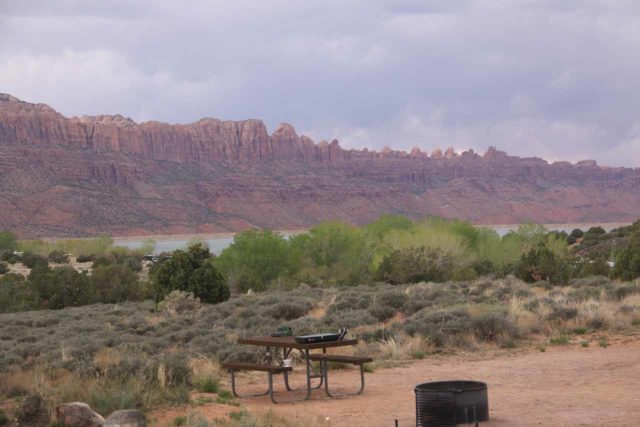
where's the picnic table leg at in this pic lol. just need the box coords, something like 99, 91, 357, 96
228, 368, 270, 398
283, 347, 324, 391
304, 349, 312, 400
323, 362, 366, 398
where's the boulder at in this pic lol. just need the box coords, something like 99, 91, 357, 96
55, 402, 104, 427
104, 410, 146, 427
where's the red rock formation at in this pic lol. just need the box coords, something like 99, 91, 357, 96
1, 93, 640, 237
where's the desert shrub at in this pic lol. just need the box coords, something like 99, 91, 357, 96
324, 309, 376, 329
570, 276, 611, 288
91, 264, 144, 303
376, 246, 453, 284
567, 287, 604, 302
367, 288, 408, 321
88, 380, 147, 415
21, 252, 48, 269
158, 352, 192, 387
375, 289, 408, 309
152, 244, 229, 304
607, 284, 638, 301
403, 308, 471, 345
549, 335, 570, 345
587, 316, 608, 330
159, 291, 202, 317
546, 306, 579, 321
515, 245, 570, 285
48, 250, 69, 264
265, 300, 312, 320
471, 312, 518, 341
0, 261, 8, 274
402, 286, 438, 314
197, 376, 219, 393
15, 392, 49, 427
326, 290, 373, 315
368, 303, 396, 321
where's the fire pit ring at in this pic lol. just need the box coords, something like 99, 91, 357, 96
415, 380, 489, 426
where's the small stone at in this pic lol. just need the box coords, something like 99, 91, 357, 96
55, 402, 104, 427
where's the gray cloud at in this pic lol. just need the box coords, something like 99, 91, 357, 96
1, 0, 639, 165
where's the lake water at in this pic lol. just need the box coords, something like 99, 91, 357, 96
114, 237, 236, 255
114, 224, 624, 255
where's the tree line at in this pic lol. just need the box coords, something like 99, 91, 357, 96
2, 217, 640, 313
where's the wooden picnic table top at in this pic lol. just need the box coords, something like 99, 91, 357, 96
238, 335, 358, 350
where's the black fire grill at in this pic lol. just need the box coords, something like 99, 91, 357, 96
415, 380, 489, 426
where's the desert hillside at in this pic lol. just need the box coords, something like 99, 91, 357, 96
1, 93, 639, 237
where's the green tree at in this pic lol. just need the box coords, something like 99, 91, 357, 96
568, 228, 584, 244
91, 264, 144, 303
614, 230, 640, 280
0, 231, 17, 253
151, 244, 229, 303
0, 273, 34, 313
27, 266, 93, 309
216, 230, 291, 292
587, 226, 606, 235
21, 252, 48, 269
515, 244, 570, 285
363, 214, 413, 239
293, 222, 372, 285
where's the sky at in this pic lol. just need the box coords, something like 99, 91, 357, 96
1, 0, 640, 166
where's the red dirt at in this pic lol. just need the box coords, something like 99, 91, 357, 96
151, 334, 640, 426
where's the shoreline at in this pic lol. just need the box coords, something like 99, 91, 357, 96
111, 222, 629, 242
111, 229, 308, 243
24, 222, 631, 243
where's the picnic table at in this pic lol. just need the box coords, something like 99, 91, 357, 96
223, 335, 372, 403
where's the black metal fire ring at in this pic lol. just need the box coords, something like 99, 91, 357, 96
415, 380, 489, 427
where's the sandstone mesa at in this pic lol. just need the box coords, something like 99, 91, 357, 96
0, 93, 638, 237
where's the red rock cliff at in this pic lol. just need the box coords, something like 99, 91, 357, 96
1, 93, 639, 237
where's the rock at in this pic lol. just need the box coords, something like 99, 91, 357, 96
55, 402, 105, 427
104, 410, 146, 427
3, 93, 640, 237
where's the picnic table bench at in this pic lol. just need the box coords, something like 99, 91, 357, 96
222, 335, 372, 403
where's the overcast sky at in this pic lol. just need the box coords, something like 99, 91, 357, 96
1, 0, 640, 166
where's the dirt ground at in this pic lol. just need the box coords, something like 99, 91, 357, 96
151, 334, 640, 426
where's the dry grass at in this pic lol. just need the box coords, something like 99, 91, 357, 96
2, 276, 640, 415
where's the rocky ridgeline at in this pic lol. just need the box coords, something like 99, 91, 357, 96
0, 93, 612, 166
1, 93, 640, 237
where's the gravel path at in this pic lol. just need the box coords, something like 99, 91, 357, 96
236, 335, 640, 426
